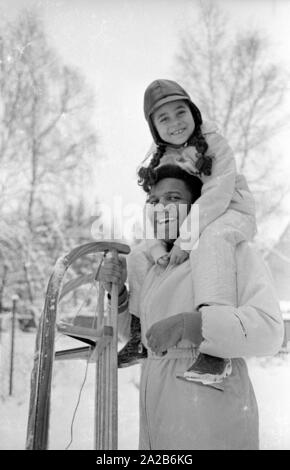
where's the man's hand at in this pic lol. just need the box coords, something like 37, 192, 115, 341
168, 245, 189, 266
99, 255, 127, 294
145, 313, 184, 355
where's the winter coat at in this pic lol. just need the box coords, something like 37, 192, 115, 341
118, 240, 284, 450
153, 121, 257, 250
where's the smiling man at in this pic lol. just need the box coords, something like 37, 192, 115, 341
145, 165, 202, 247
100, 164, 283, 450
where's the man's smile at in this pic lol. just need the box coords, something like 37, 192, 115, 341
157, 216, 177, 225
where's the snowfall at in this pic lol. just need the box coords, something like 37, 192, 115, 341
0, 327, 290, 450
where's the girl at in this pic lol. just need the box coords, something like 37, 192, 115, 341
135, 79, 257, 384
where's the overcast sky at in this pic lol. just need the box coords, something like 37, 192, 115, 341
1, 0, 290, 217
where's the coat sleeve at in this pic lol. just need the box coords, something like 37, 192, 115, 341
127, 241, 152, 317
177, 131, 237, 250
198, 242, 284, 358
117, 242, 152, 341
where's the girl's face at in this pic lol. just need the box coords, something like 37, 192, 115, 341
152, 100, 195, 146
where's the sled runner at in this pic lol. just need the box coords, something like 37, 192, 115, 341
26, 241, 130, 450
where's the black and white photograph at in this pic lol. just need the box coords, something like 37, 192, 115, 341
0, 0, 289, 451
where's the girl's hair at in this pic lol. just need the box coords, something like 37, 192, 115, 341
138, 124, 212, 193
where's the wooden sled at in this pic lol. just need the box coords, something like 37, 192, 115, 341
26, 241, 130, 450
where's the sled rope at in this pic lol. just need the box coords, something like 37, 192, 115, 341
65, 254, 106, 450
65, 357, 90, 450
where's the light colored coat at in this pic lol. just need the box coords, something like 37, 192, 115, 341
119, 241, 284, 450
145, 121, 257, 254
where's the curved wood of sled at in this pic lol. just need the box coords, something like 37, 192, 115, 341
26, 241, 130, 450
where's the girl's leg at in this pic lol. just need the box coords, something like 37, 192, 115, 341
183, 211, 254, 383
118, 314, 147, 368
192, 210, 255, 309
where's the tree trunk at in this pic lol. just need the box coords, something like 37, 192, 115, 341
0, 264, 8, 313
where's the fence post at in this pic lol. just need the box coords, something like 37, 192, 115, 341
9, 295, 18, 396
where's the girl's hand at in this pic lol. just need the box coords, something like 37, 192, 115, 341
99, 255, 127, 294
168, 245, 189, 266
145, 313, 184, 355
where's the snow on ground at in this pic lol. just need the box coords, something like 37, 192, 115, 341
247, 355, 290, 450
0, 330, 140, 450
0, 329, 289, 450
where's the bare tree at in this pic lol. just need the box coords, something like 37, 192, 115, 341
0, 10, 100, 309
0, 10, 98, 227
175, 1, 290, 245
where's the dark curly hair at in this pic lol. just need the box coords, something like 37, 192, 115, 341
149, 164, 203, 203
138, 125, 213, 193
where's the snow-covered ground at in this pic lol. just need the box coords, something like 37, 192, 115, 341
0, 329, 289, 450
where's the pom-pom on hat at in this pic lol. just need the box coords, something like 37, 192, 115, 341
143, 79, 203, 144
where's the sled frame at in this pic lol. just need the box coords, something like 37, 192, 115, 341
26, 241, 130, 450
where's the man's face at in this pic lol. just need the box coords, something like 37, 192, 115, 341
146, 177, 193, 242
152, 100, 195, 146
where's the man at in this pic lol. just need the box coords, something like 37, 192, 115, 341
100, 165, 283, 450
